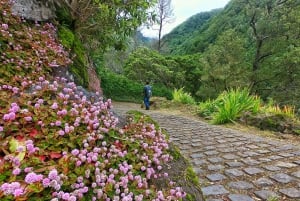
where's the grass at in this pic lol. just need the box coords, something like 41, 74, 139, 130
186, 166, 199, 186
262, 101, 296, 119
267, 196, 279, 201
169, 145, 182, 160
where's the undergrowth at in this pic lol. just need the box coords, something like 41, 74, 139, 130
198, 88, 261, 124
172, 88, 196, 105
198, 88, 298, 125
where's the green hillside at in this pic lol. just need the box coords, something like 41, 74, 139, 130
165, 1, 250, 55
162, 9, 222, 54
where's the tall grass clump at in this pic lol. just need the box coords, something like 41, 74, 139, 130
199, 88, 261, 124
198, 99, 221, 117
172, 88, 196, 105
262, 98, 296, 119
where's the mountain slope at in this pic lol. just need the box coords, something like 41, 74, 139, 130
162, 9, 222, 54
164, 0, 254, 55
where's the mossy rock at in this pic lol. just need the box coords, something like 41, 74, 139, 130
57, 26, 89, 88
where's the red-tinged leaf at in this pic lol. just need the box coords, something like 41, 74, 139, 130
16, 135, 25, 141
29, 129, 38, 138
114, 141, 123, 150
49, 152, 62, 159
39, 155, 46, 161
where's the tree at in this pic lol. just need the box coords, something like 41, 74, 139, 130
244, 0, 300, 98
123, 47, 180, 87
57, 0, 156, 52
197, 29, 250, 99
155, 0, 174, 52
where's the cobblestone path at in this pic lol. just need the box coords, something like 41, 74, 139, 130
113, 102, 300, 201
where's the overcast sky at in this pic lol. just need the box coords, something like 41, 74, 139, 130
141, 0, 231, 38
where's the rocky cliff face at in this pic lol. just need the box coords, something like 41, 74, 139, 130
12, 0, 56, 21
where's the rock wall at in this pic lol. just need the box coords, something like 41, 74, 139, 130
12, 0, 56, 21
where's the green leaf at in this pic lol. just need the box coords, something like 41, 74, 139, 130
0, 171, 10, 182
9, 138, 18, 152
16, 151, 26, 162
27, 183, 44, 193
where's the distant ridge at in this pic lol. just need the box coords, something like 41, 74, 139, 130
162, 8, 222, 54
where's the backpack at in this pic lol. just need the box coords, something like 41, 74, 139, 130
145, 85, 152, 98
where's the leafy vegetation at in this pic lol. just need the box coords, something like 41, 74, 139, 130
172, 88, 196, 105
198, 88, 261, 124
99, 69, 172, 102
123, 47, 202, 100
262, 99, 296, 119
198, 88, 300, 133
56, 0, 156, 53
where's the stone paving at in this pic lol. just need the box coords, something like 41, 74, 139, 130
113, 103, 300, 201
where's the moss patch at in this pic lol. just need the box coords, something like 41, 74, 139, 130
57, 26, 89, 87
70, 36, 89, 87
58, 26, 74, 49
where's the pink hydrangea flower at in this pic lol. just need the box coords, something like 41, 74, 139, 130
12, 168, 21, 175
1, 23, 8, 30
24, 172, 43, 184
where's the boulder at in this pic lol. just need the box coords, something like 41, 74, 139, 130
12, 0, 56, 21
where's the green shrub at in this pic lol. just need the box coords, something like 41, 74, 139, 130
212, 88, 261, 124
172, 88, 196, 105
198, 99, 221, 117
55, 6, 74, 29
199, 88, 261, 124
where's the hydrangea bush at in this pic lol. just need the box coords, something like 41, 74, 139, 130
0, 0, 185, 200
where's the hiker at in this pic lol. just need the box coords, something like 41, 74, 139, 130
143, 81, 152, 110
